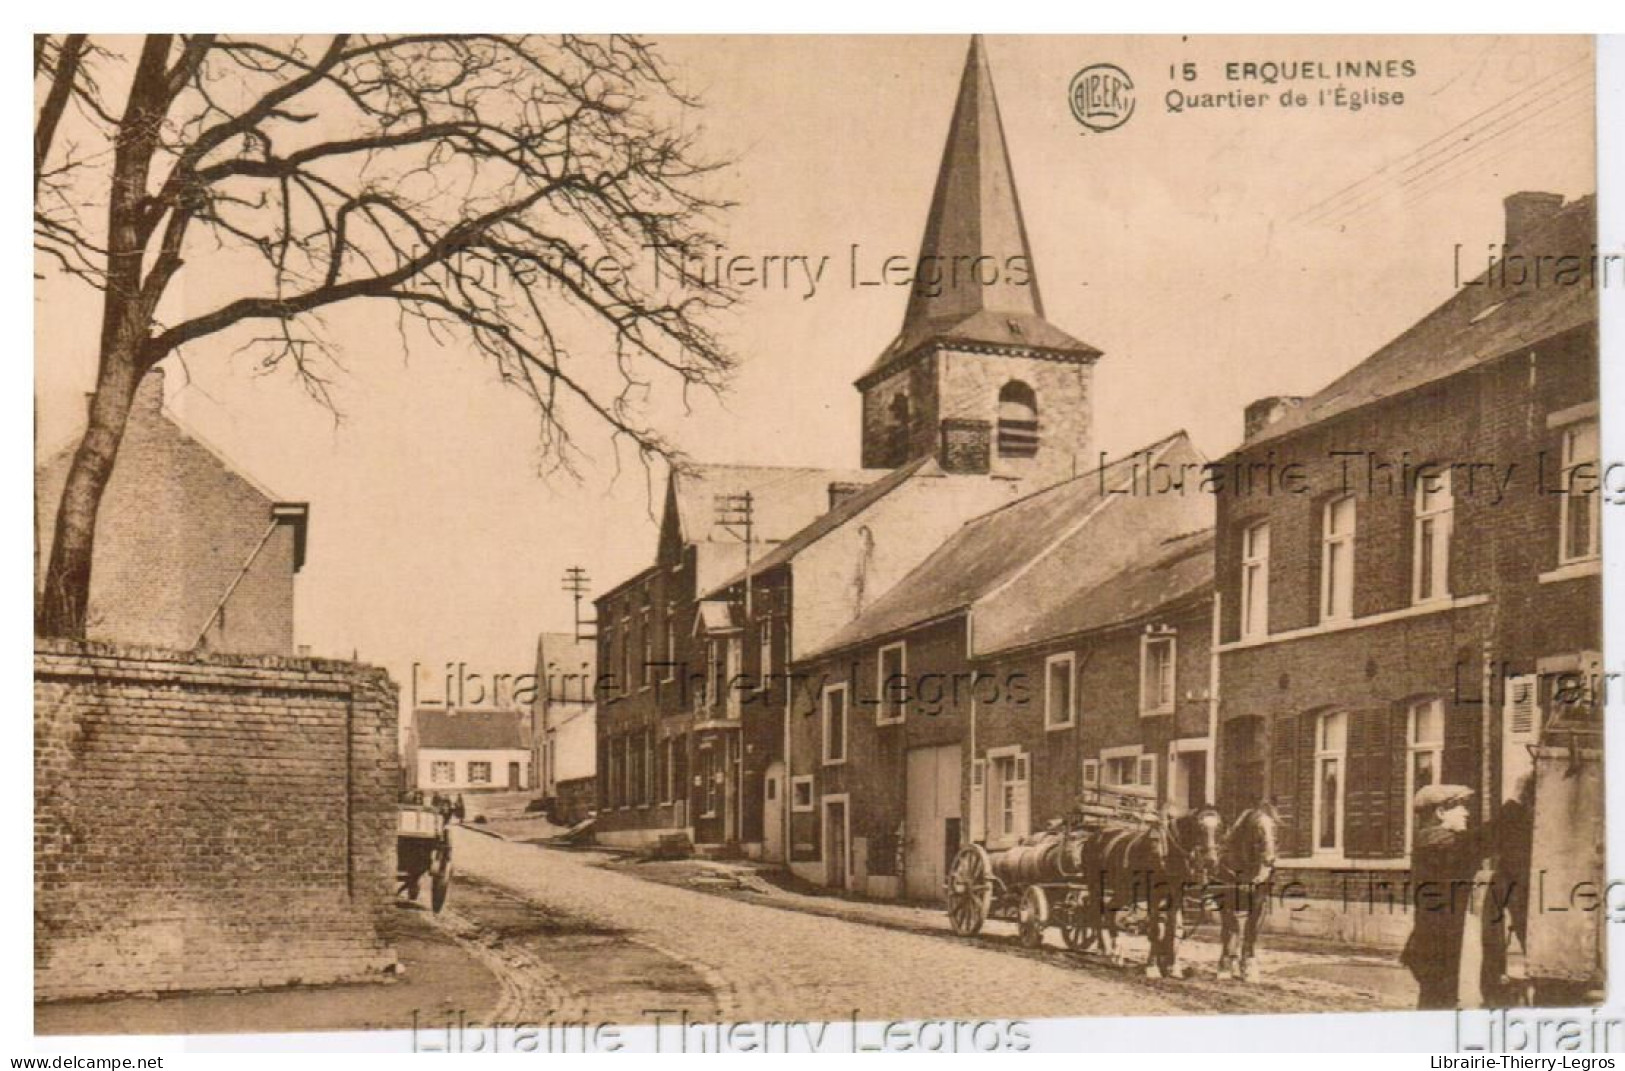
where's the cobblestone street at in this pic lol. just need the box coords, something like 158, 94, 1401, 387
449, 828, 1408, 1026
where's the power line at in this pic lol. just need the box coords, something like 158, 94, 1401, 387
1294, 62, 1592, 226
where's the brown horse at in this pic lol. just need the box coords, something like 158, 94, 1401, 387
1084, 806, 1223, 977
1215, 803, 1279, 981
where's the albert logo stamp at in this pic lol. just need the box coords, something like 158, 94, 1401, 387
1069, 63, 1136, 132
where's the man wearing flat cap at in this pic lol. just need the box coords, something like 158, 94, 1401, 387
1401, 783, 1478, 1009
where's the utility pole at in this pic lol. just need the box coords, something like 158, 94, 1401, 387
712, 492, 756, 847
713, 492, 756, 619
561, 566, 594, 643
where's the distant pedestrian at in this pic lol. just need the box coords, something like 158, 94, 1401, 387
453, 794, 467, 824
1402, 784, 1478, 1009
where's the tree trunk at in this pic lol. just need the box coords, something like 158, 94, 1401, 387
36, 36, 174, 639
36, 357, 145, 638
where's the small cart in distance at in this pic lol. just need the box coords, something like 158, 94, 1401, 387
397, 804, 453, 912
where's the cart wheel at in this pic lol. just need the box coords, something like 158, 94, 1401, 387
430, 854, 453, 913
1061, 892, 1097, 951
945, 845, 993, 936
1018, 886, 1050, 949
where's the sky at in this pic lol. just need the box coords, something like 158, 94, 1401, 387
33, 35, 1596, 704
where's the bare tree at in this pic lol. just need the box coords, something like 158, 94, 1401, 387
34, 34, 736, 638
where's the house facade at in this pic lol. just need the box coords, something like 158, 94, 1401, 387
593, 467, 888, 850
36, 368, 308, 655
970, 528, 1216, 852
532, 631, 597, 825
408, 708, 532, 793
1213, 193, 1599, 944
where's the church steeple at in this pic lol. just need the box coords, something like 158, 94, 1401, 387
902, 34, 1045, 334
857, 37, 1100, 487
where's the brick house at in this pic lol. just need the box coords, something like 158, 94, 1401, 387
592, 465, 888, 850
695, 459, 1030, 860
36, 368, 308, 655
970, 526, 1216, 851
532, 631, 598, 824
787, 433, 1212, 899
407, 708, 532, 793
1213, 193, 1599, 944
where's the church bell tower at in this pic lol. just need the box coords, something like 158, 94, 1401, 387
857, 37, 1101, 486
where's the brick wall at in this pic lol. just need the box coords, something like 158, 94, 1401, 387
35, 641, 399, 1001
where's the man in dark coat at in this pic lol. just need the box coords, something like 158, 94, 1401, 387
1403, 784, 1479, 1009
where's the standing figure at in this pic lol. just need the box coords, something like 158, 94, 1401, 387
453, 793, 467, 824
1402, 784, 1479, 1009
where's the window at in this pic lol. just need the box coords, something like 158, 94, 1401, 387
1240, 521, 1270, 639
1140, 634, 1176, 715
1098, 754, 1150, 796
430, 760, 455, 785
1081, 759, 1099, 787
467, 761, 492, 785
790, 776, 815, 813
822, 683, 848, 765
1313, 711, 1347, 855
640, 606, 653, 688
989, 751, 1030, 844
644, 732, 655, 805
1413, 471, 1453, 603
1560, 420, 1600, 563
1044, 652, 1075, 729
1320, 496, 1356, 622
705, 639, 721, 709
620, 612, 632, 695
997, 381, 1039, 458
758, 617, 775, 692
662, 601, 677, 682
888, 392, 912, 464
877, 643, 907, 724
1406, 699, 1445, 853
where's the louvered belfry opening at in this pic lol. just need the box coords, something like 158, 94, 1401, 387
996, 380, 1038, 458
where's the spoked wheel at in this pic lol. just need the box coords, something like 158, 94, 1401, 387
1018, 885, 1050, 949
1060, 891, 1097, 952
945, 844, 993, 936
429, 846, 453, 913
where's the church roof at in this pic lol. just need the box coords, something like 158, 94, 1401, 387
857, 36, 1100, 389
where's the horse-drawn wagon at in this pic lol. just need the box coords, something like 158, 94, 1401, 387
944, 788, 1278, 980
397, 803, 453, 912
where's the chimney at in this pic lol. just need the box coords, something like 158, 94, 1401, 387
134, 367, 166, 415
828, 481, 866, 511
939, 418, 991, 475
1243, 396, 1305, 441
89, 368, 166, 421
1504, 191, 1563, 250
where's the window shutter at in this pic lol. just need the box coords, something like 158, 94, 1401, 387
1387, 705, 1409, 857
1344, 709, 1391, 859
1267, 714, 1296, 855
969, 760, 986, 844
1082, 759, 1099, 787
1015, 770, 1031, 840
1505, 675, 1540, 742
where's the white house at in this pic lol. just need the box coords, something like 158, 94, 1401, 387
408, 709, 532, 793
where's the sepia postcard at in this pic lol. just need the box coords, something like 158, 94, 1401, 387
29, 32, 1611, 1053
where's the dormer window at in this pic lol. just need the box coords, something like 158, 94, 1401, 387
997, 381, 1038, 458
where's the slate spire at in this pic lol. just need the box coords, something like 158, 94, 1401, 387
859, 36, 1097, 388
904, 34, 1044, 330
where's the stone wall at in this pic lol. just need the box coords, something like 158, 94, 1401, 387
35, 641, 399, 1001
